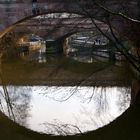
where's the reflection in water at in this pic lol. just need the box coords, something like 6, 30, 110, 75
19, 40, 47, 63
0, 86, 31, 127
0, 32, 133, 136
0, 86, 131, 135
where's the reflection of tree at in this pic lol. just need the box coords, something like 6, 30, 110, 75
0, 86, 31, 127
117, 87, 131, 112
39, 86, 109, 111
92, 88, 109, 116
38, 86, 94, 102
42, 119, 82, 135
0, 58, 16, 121
36, 86, 131, 135
78, 88, 114, 130
38, 86, 80, 102
0, 56, 31, 127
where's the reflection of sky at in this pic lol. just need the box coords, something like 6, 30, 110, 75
0, 86, 131, 135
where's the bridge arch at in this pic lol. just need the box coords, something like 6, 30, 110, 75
0, 11, 109, 39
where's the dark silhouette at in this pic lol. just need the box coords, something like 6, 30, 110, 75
32, 0, 39, 15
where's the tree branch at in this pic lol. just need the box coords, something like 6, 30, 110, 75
95, 1, 140, 23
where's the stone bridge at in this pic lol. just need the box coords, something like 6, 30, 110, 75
0, 1, 140, 139
0, 0, 139, 38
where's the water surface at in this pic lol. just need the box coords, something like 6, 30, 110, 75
0, 86, 131, 135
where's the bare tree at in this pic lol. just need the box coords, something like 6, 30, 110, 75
75, 0, 140, 72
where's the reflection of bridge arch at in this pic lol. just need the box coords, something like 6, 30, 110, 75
0, 1, 140, 139
0, 80, 139, 139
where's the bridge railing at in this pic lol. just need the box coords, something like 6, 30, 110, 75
18, 2, 86, 21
